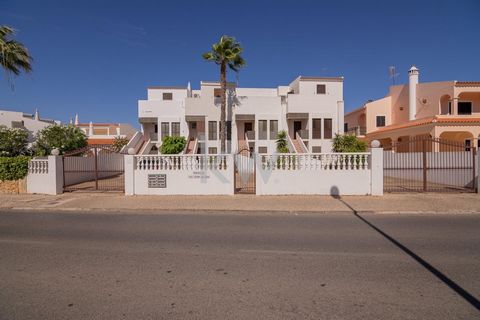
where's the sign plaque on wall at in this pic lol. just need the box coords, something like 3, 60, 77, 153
148, 174, 167, 188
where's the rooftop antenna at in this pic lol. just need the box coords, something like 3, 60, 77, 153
388, 66, 399, 85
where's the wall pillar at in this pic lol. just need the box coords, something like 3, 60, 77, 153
370, 147, 384, 195
452, 97, 459, 115
124, 155, 135, 195
49, 156, 63, 195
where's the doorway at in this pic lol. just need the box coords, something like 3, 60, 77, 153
244, 122, 253, 136
293, 121, 302, 138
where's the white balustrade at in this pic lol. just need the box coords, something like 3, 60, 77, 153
260, 153, 370, 171
28, 158, 49, 174
135, 154, 229, 171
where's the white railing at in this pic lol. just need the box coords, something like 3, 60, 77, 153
135, 154, 229, 171
28, 158, 49, 174
259, 153, 370, 171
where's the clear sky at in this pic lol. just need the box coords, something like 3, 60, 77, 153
1, 0, 479, 127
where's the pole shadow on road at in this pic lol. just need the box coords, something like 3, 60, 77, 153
332, 194, 480, 312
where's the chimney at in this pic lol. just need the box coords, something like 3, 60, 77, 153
34, 108, 40, 121
74, 114, 79, 125
408, 65, 419, 121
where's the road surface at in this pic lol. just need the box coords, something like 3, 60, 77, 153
0, 210, 479, 319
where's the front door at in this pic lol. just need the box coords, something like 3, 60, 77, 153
294, 121, 302, 138
244, 122, 253, 136
189, 122, 197, 139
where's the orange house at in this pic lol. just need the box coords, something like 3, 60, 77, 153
345, 66, 480, 150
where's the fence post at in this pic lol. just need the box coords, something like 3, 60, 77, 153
370, 146, 384, 196
48, 155, 64, 195
476, 148, 479, 194
124, 155, 135, 195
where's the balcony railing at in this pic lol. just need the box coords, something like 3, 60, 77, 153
346, 126, 367, 136
149, 132, 159, 141
297, 129, 309, 140
246, 131, 255, 140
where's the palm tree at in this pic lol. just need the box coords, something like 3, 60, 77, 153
202, 35, 245, 153
0, 26, 32, 79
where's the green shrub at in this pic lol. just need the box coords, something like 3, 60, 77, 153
0, 126, 29, 157
332, 134, 367, 153
276, 130, 289, 153
0, 156, 31, 181
160, 136, 186, 154
33, 124, 88, 156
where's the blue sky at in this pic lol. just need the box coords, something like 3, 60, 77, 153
1, 0, 479, 127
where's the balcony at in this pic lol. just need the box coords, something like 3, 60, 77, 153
346, 126, 366, 136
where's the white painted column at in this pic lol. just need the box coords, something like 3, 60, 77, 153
124, 155, 135, 195
476, 150, 479, 194
370, 146, 384, 196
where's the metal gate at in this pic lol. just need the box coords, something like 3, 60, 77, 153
234, 148, 256, 194
383, 137, 476, 193
63, 145, 125, 192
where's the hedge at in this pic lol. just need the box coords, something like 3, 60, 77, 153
0, 156, 31, 181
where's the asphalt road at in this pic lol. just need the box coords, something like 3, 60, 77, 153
0, 210, 479, 320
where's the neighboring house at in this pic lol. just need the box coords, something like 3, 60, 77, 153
344, 66, 480, 149
74, 117, 137, 146
0, 109, 60, 143
137, 76, 345, 154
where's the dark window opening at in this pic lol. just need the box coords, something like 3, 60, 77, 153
323, 119, 332, 139
312, 119, 322, 139
376, 116, 386, 127
163, 92, 173, 100
458, 102, 472, 115
316, 84, 326, 94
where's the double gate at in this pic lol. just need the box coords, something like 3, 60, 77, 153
234, 148, 256, 194
383, 137, 476, 193
63, 145, 125, 192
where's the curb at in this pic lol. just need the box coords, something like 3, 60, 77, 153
1, 207, 479, 215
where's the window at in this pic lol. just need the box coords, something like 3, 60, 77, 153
448, 102, 452, 115
190, 122, 197, 130
312, 146, 322, 153
258, 120, 267, 140
163, 92, 173, 100
214, 88, 222, 98
323, 119, 332, 139
269, 120, 278, 140
208, 147, 217, 154
458, 102, 472, 115
154, 124, 158, 133
171, 122, 180, 136
465, 140, 471, 152
344, 123, 348, 132
376, 116, 386, 127
312, 119, 322, 139
161, 122, 169, 139
258, 146, 268, 154
208, 121, 217, 140
316, 84, 326, 94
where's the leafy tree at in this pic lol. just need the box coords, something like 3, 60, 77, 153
332, 134, 367, 153
112, 136, 129, 152
0, 26, 32, 81
160, 136, 186, 154
202, 35, 245, 153
0, 126, 29, 157
33, 125, 88, 156
276, 130, 289, 153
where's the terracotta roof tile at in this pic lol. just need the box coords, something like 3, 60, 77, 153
369, 116, 480, 135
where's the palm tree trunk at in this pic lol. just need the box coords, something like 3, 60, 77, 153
220, 61, 227, 154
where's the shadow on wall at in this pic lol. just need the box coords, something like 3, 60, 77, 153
330, 185, 340, 197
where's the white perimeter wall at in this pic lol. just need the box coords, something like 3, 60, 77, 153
127, 155, 234, 195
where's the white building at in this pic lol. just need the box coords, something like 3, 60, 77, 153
137, 76, 345, 154
0, 109, 61, 142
